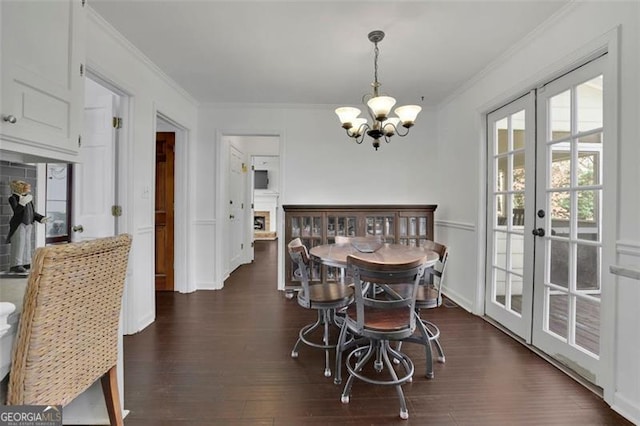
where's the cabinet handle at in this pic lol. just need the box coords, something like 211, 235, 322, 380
2, 115, 17, 124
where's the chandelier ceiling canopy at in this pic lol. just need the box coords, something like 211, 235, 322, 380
335, 30, 422, 151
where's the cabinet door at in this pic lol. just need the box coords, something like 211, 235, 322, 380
288, 214, 323, 283
1, 0, 85, 161
398, 212, 430, 247
326, 214, 357, 242
364, 213, 395, 243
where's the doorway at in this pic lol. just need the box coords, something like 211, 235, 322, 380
155, 131, 175, 291
486, 54, 610, 385
217, 134, 281, 286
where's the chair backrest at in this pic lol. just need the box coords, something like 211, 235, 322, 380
287, 238, 312, 307
419, 241, 449, 305
8, 234, 132, 406
347, 254, 427, 338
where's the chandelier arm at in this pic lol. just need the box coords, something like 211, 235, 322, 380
394, 124, 411, 137
355, 122, 371, 144
343, 124, 369, 144
361, 94, 376, 122
384, 135, 392, 144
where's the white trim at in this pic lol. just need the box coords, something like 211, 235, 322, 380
86, 7, 199, 107
196, 281, 220, 290
136, 226, 154, 234
441, 289, 474, 313
216, 130, 285, 291
201, 102, 364, 110
475, 27, 617, 118
194, 220, 216, 226
612, 392, 640, 425
616, 240, 640, 257
609, 265, 640, 281
474, 26, 620, 401
154, 109, 194, 294
435, 220, 476, 232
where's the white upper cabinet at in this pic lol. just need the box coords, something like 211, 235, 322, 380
1, 0, 85, 163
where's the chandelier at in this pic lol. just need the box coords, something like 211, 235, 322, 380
335, 30, 422, 151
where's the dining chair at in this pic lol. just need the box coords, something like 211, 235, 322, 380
7, 234, 132, 426
335, 254, 428, 420
389, 241, 449, 378
288, 238, 354, 377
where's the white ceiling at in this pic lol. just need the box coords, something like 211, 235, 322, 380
90, 0, 570, 106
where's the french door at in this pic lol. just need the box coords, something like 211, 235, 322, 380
487, 55, 607, 383
486, 92, 536, 341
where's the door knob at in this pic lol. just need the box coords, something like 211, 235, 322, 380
72, 225, 84, 233
2, 115, 17, 124
229, 215, 235, 220
532, 228, 545, 237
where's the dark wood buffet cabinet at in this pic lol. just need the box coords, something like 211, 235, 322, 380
283, 204, 437, 293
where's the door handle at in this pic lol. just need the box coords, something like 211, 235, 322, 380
532, 228, 545, 237
2, 115, 17, 124
72, 225, 84, 233
229, 215, 235, 220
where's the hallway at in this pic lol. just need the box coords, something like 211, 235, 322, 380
122, 240, 630, 425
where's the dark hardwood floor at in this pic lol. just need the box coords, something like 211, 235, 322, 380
123, 240, 631, 425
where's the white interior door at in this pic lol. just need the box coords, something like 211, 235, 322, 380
228, 145, 245, 272
485, 92, 536, 341
73, 92, 116, 241
532, 56, 606, 381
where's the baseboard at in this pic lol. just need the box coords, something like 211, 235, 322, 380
441, 288, 473, 313
611, 392, 640, 425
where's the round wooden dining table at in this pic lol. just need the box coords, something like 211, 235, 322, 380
309, 241, 439, 270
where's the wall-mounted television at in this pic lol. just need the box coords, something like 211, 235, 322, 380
254, 170, 269, 189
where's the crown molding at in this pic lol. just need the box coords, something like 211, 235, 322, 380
87, 7, 200, 108
438, 1, 580, 110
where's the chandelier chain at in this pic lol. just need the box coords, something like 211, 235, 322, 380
373, 42, 380, 89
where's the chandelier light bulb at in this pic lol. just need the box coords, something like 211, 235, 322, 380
382, 117, 400, 136
394, 105, 422, 127
348, 118, 368, 137
335, 107, 361, 129
367, 96, 396, 121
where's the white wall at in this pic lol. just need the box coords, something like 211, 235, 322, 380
436, 2, 639, 422
197, 103, 439, 289
86, 8, 199, 334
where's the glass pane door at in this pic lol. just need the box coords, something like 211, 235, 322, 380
532, 56, 605, 380
485, 92, 535, 342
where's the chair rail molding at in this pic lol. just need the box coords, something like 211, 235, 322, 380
435, 220, 476, 232
609, 265, 640, 281
616, 240, 640, 257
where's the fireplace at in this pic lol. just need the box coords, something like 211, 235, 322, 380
254, 210, 276, 239
254, 215, 266, 230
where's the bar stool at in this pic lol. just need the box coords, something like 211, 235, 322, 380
389, 241, 448, 378
288, 238, 354, 377
334, 254, 427, 420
